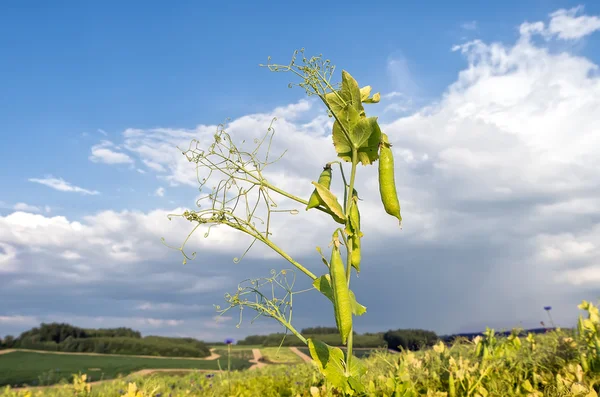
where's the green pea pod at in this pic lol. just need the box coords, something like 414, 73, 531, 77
378, 133, 402, 226
349, 194, 361, 233
306, 164, 332, 210
348, 193, 362, 273
351, 233, 361, 273
330, 232, 352, 345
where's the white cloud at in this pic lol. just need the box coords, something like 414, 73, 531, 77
138, 318, 183, 327
461, 21, 477, 31
0, 242, 17, 272
0, 315, 38, 327
12, 203, 41, 213
61, 250, 82, 260
547, 6, 600, 39
154, 187, 165, 197
386, 53, 420, 97
142, 159, 166, 172
89, 140, 134, 164
382, 91, 406, 99
384, 102, 412, 113
519, 6, 600, 40
28, 177, 100, 195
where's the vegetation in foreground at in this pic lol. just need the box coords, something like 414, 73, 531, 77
2, 300, 600, 396
0, 351, 251, 388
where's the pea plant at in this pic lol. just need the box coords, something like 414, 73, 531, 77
163, 49, 402, 395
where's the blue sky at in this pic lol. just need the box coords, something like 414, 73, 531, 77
1, 1, 600, 342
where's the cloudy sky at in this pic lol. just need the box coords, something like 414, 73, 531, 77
1, 1, 600, 342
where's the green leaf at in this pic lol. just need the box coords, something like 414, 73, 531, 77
325, 72, 366, 119
341, 71, 362, 113
348, 376, 366, 394
331, 121, 352, 161
339, 103, 361, 134
359, 86, 372, 102
311, 181, 346, 224
325, 91, 346, 118
307, 339, 367, 395
356, 118, 382, 165
313, 274, 366, 316
362, 92, 381, 104
333, 117, 382, 165
352, 116, 378, 149
360, 86, 380, 104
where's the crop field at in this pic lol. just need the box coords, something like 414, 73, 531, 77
259, 347, 304, 364
0, 350, 252, 388
215, 345, 262, 350
211, 348, 254, 361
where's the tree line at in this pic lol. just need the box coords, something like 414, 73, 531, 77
237, 326, 563, 352
236, 326, 436, 351
1, 322, 562, 356
0, 322, 210, 358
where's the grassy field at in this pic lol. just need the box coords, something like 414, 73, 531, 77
211, 348, 254, 361
259, 347, 304, 364
296, 346, 384, 359
208, 345, 261, 350
0, 350, 252, 388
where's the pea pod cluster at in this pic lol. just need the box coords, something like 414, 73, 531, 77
378, 133, 402, 226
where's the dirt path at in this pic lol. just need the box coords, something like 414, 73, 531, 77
203, 349, 220, 360
0, 348, 220, 361
248, 348, 266, 370
289, 347, 312, 363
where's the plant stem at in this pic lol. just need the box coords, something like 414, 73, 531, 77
344, 149, 359, 373
227, 343, 231, 394
228, 343, 231, 372
345, 155, 358, 284
262, 180, 341, 219
280, 318, 308, 345
260, 238, 317, 280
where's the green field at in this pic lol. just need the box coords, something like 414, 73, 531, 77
2, 324, 600, 396
296, 346, 383, 359
0, 351, 252, 387
260, 347, 303, 364
210, 344, 261, 350
211, 348, 254, 361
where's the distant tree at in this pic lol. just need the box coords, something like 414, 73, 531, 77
383, 329, 438, 352
0, 335, 14, 349
237, 335, 268, 345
